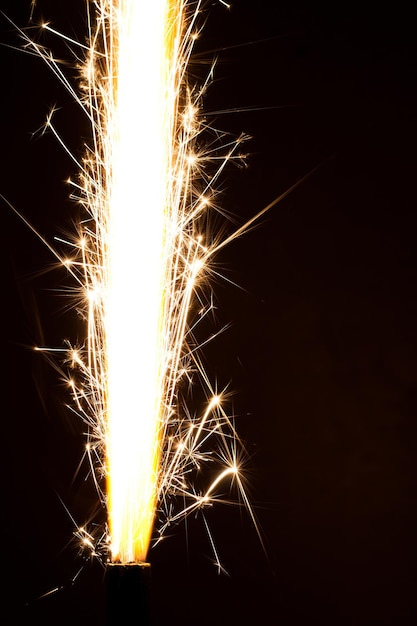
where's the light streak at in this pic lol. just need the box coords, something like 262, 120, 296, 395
103, 0, 183, 565
5, 0, 260, 568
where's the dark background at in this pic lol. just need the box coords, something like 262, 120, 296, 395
2, 1, 417, 624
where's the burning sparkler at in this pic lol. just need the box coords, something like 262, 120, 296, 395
1, 1, 328, 621
4, 0, 258, 580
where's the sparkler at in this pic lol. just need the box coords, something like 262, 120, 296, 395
4, 0, 257, 582
1, 0, 328, 620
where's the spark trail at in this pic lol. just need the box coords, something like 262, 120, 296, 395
6, 0, 257, 567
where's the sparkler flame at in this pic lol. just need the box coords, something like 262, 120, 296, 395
5, 0, 262, 569
103, 0, 183, 564
67, 0, 252, 565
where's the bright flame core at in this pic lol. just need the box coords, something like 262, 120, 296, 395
105, 1, 182, 563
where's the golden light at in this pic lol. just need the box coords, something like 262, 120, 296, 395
104, 0, 183, 565
6, 0, 265, 571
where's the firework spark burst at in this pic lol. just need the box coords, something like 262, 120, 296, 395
3, 0, 264, 570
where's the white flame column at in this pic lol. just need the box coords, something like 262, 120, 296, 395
105, 0, 176, 564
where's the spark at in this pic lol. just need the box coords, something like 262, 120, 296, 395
7, 0, 259, 568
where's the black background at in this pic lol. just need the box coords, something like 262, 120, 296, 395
2, 1, 417, 624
